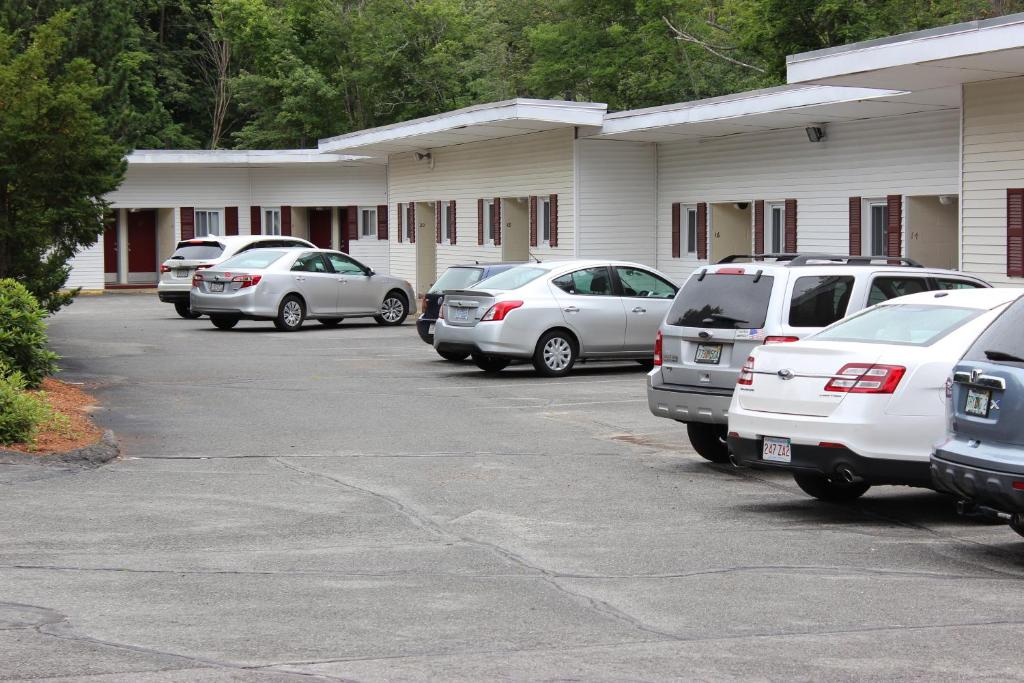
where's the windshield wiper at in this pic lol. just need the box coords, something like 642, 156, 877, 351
985, 349, 1024, 363
703, 313, 749, 325
170, 255, 184, 260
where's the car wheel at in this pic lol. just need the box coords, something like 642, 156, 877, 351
1010, 513, 1024, 538
472, 353, 509, 373
209, 315, 239, 330
533, 330, 577, 377
274, 295, 305, 332
374, 293, 408, 326
793, 472, 871, 502
686, 423, 731, 463
319, 318, 344, 327
174, 301, 202, 319
437, 350, 470, 362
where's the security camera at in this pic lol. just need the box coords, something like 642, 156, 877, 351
805, 125, 826, 143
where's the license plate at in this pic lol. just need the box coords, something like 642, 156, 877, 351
965, 387, 991, 418
450, 307, 471, 322
694, 343, 723, 364
174, 269, 190, 278
209, 282, 224, 292
762, 436, 792, 463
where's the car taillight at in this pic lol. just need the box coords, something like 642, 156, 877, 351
481, 300, 523, 322
437, 297, 445, 320
944, 376, 953, 398
824, 363, 906, 394
737, 356, 755, 385
160, 264, 171, 273
231, 274, 262, 288
191, 273, 203, 287
764, 336, 799, 344
653, 329, 663, 366
195, 264, 214, 270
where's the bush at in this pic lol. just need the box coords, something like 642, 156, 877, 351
0, 367, 52, 445
0, 279, 59, 387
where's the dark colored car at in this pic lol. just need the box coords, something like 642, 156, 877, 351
931, 292, 1024, 536
417, 263, 521, 360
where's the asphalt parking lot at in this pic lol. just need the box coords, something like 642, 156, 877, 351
3, 294, 1024, 682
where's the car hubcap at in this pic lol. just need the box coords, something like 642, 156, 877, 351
381, 297, 403, 322
543, 337, 572, 371
283, 301, 302, 327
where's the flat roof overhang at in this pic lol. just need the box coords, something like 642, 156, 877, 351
787, 12, 1024, 90
592, 85, 955, 143
317, 98, 607, 156
127, 149, 383, 168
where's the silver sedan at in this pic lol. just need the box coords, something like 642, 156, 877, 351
190, 248, 416, 331
433, 260, 678, 376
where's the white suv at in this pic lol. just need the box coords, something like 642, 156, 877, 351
647, 254, 990, 463
158, 235, 314, 318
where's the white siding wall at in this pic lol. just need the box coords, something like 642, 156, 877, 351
66, 240, 104, 290
962, 76, 1024, 286
655, 109, 960, 283
387, 128, 575, 291
576, 139, 657, 266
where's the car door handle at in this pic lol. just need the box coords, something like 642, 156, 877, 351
563, 306, 580, 313
632, 306, 647, 314
336, 278, 347, 283
293, 276, 305, 282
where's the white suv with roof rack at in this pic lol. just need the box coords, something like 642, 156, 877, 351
158, 235, 314, 318
647, 253, 990, 463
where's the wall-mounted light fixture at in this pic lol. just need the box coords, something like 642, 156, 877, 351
734, 202, 750, 211
938, 195, 956, 205
805, 124, 826, 143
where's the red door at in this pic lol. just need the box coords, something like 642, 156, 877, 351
308, 208, 332, 249
103, 218, 119, 275
127, 210, 158, 278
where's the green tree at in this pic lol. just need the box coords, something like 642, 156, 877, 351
0, 11, 126, 311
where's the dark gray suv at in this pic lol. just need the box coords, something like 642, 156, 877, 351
931, 293, 1024, 536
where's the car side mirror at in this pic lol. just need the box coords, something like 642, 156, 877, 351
365, 268, 375, 277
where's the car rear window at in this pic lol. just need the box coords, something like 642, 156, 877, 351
429, 267, 484, 293
666, 272, 775, 329
813, 304, 981, 346
963, 295, 1024, 366
217, 250, 288, 270
867, 276, 930, 306
475, 266, 547, 291
788, 276, 855, 328
170, 241, 224, 261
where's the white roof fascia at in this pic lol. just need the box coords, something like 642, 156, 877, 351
787, 13, 1024, 84
596, 85, 906, 138
127, 149, 379, 166
317, 98, 607, 154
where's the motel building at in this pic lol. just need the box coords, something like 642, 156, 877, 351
69, 13, 1024, 296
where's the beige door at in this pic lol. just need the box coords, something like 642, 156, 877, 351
906, 195, 958, 270
502, 197, 530, 262
415, 201, 437, 294
710, 203, 752, 262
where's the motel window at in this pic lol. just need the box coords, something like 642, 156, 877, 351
540, 198, 552, 245
195, 209, 222, 237
263, 208, 282, 236
440, 201, 452, 244
485, 199, 495, 244
685, 206, 697, 254
868, 201, 888, 257
768, 203, 784, 254
360, 206, 377, 239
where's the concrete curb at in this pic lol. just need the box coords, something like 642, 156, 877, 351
0, 430, 119, 467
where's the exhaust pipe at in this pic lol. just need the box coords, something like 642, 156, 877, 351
957, 500, 1010, 521
835, 465, 864, 485
729, 453, 743, 468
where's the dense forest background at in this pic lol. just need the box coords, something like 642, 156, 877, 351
3, 0, 1023, 151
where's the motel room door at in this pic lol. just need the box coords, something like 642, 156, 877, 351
308, 208, 332, 249
126, 210, 158, 283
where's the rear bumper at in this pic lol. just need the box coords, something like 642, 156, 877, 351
931, 440, 1024, 512
190, 288, 277, 318
646, 370, 732, 425
157, 290, 190, 304
433, 319, 535, 359
730, 436, 931, 486
416, 317, 435, 344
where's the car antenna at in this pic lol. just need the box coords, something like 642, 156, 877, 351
528, 250, 542, 264
752, 269, 763, 283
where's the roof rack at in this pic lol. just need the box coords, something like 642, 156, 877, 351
717, 253, 923, 268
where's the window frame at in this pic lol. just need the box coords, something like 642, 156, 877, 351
685, 206, 697, 254
786, 274, 856, 328
540, 197, 552, 246
864, 199, 889, 257
359, 206, 377, 240
263, 207, 282, 236
194, 208, 224, 238
439, 201, 452, 245
484, 199, 496, 245
767, 202, 785, 254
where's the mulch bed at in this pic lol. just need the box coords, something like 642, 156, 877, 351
4, 378, 104, 455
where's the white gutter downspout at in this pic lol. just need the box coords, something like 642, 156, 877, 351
573, 127, 581, 259
958, 83, 965, 272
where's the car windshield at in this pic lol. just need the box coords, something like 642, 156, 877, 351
169, 241, 224, 261
963, 295, 1024, 366
217, 250, 288, 270
474, 266, 547, 291
666, 272, 775, 329
429, 267, 484, 293
813, 304, 982, 346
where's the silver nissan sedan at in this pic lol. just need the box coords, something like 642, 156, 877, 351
433, 260, 678, 376
190, 248, 416, 331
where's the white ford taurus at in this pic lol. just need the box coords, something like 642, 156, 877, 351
727, 287, 1024, 502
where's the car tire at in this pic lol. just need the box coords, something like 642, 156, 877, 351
374, 292, 408, 326
1010, 513, 1024, 538
686, 423, 731, 463
210, 315, 239, 330
437, 350, 469, 362
319, 318, 344, 327
274, 295, 305, 332
473, 353, 510, 373
793, 472, 871, 502
174, 301, 202, 319
533, 330, 578, 377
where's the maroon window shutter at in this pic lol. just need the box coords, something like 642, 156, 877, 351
493, 197, 502, 246
376, 204, 388, 240
549, 194, 559, 247
784, 199, 797, 253
1008, 189, 1024, 277
886, 194, 902, 258
180, 207, 195, 240
345, 205, 358, 241
250, 206, 261, 235
449, 200, 457, 245
696, 202, 707, 260
848, 197, 862, 256
225, 207, 239, 236
477, 199, 484, 245
408, 203, 416, 243
281, 206, 292, 236
753, 200, 765, 255
529, 196, 538, 247
397, 203, 404, 243
435, 201, 443, 244
671, 202, 681, 258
